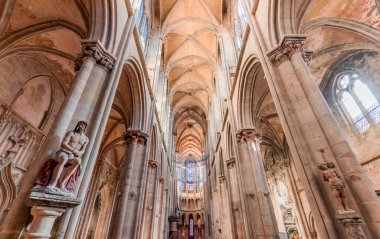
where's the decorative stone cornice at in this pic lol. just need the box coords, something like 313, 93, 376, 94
236, 128, 262, 144
267, 35, 310, 66
75, 40, 116, 72
124, 129, 149, 145
148, 160, 158, 169
226, 158, 236, 169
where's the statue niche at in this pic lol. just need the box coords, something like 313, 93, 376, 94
34, 121, 89, 194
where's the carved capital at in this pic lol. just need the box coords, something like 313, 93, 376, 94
218, 175, 226, 184
159, 176, 165, 184
75, 40, 115, 72
304, 50, 314, 65
148, 160, 158, 169
226, 158, 236, 169
236, 128, 262, 144
124, 129, 149, 145
267, 35, 308, 66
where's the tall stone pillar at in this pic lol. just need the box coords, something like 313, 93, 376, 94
226, 157, 246, 238
236, 128, 278, 238
140, 159, 158, 239
0, 40, 114, 238
218, 175, 233, 238
267, 35, 380, 238
111, 129, 149, 239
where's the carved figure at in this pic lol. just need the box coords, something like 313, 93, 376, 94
39, 121, 88, 193
319, 162, 351, 212
0, 136, 28, 170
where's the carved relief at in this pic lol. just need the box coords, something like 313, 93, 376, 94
0, 108, 45, 185
0, 108, 45, 225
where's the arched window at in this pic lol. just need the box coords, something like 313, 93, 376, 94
136, 0, 149, 51
336, 72, 380, 133
234, 0, 247, 50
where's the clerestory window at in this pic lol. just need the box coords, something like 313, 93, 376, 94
336, 72, 380, 133
136, 0, 149, 51
234, 0, 247, 50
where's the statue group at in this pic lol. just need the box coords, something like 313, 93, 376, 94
34, 121, 89, 195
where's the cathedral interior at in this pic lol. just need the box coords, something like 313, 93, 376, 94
0, 0, 380, 239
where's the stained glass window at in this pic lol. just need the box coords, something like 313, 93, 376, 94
196, 162, 201, 190
188, 162, 194, 191
234, 18, 242, 49
136, 0, 144, 29
336, 72, 380, 133
140, 18, 149, 50
237, 0, 246, 28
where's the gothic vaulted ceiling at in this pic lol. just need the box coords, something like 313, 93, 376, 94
160, 0, 222, 162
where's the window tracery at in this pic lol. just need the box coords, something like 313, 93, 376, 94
336, 72, 380, 133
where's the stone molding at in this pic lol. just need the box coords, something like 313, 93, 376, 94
148, 159, 158, 169
124, 129, 149, 145
75, 40, 116, 72
226, 157, 236, 169
236, 128, 262, 144
267, 35, 312, 65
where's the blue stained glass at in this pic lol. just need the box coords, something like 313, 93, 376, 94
188, 162, 194, 191
136, 0, 144, 29
140, 19, 148, 50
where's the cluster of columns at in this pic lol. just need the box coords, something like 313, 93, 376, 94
0, 40, 117, 239
265, 35, 380, 239
221, 35, 380, 239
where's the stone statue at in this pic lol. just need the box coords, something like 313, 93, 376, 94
319, 162, 352, 213
47, 121, 89, 192
35, 121, 88, 194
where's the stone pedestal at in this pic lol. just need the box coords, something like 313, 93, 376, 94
336, 212, 367, 239
24, 191, 81, 239
168, 214, 180, 239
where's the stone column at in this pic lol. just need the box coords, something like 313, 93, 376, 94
111, 129, 149, 239
0, 40, 114, 238
226, 157, 246, 238
267, 35, 380, 238
236, 128, 278, 238
218, 175, 233, 238
140, 160, 158, 239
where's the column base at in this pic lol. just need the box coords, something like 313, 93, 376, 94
24, 190, 82, 239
